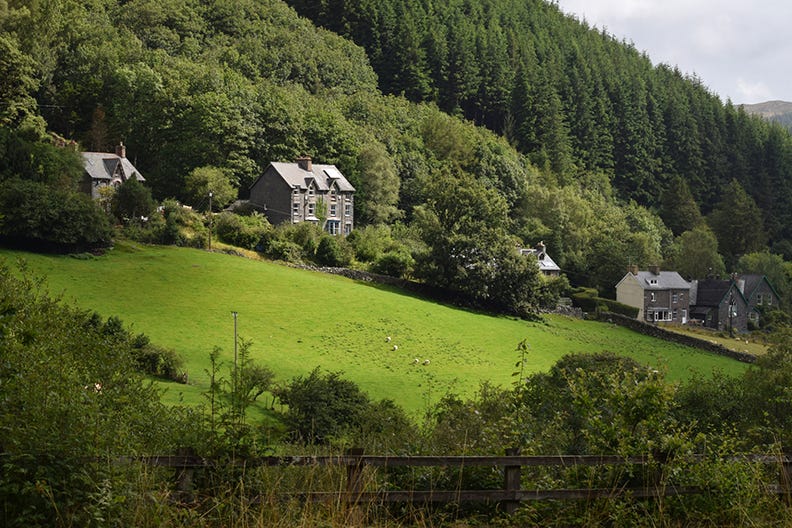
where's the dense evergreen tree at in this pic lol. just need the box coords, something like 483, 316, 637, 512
708, 179, 767, 268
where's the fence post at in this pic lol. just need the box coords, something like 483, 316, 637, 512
503, 447, 522, 514
174, 447, 196, 503
781, 447, 792, 503
345, 447, 365, 526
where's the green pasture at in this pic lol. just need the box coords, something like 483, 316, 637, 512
1, 243, 748, 414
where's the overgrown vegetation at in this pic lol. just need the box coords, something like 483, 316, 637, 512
3, 263, 790, 526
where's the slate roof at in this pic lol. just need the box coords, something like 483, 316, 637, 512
629, 271, 690, 290
83, 152, 145, 182
692, 278, 751, 309
739, 274, 781, 300
692, 279, 732, 307
519, 247, 561, 273
267, 162, 355, 192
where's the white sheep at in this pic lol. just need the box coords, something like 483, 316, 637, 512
413, 358, 420, 364
423, 359, 430, 365
386, 336, 392, 342
392, 345, 398, 351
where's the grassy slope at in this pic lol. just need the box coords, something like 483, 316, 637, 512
1, 243, 747, 414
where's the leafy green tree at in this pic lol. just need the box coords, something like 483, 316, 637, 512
707, 179, 767, 267
0, 178, 113, 252
413, 168, 542, 317
354, 142, 402, 224
184, 165, 236, 212
668, 225, 726, 280
274, 368, 371, 444
0, 127, 84, 189
111, 177, 155, 221
0, 35, 43, 131
315, 234, 353, 267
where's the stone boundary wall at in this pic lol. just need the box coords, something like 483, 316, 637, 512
598, 312, 756, 364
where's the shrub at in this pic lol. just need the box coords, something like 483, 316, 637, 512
214, 211, 271, 250
111, 177, 155, 222
347, 224, 393, 262
371, 249, 414, 278
0, 264, 196, 525
0, 178, 113, 252
149, 199, 208, 248
274, 368, 370, 444
315, 235, 353, 267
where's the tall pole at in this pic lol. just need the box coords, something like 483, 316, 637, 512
232, 310, 238, 414
208, 191, 213, 251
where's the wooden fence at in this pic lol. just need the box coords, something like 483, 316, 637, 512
132, 448, 792, 512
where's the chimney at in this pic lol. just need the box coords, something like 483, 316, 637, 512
115, 142, 126, 159
535, 241, 546, 257
296, 155, 313, 172
648, 265, 660, 275
628, 265, 639, 276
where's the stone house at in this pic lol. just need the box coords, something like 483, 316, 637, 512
615, 265, 691, 324
689, 278, 750, 333
734, 274, 781, 326
81, 143, 145, 199
248, 156, 355, 235
519, 242, 561, 276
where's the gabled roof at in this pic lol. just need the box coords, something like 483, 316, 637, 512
83, 152, 144, 182
617, 270, 690, 291
519, 247, 561, 273
693, 279, 749, 308
739, 274, 781, 301
262, 162, 355, 193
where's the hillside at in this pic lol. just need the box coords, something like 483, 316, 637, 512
742, 100, 792, 132
0, 244, 748, 413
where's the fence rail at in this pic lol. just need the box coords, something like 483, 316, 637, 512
127, 449, 792, 512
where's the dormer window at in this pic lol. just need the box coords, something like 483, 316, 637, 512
649, 279, 658, 285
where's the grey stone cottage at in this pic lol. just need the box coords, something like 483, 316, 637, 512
81, 143, 145, 199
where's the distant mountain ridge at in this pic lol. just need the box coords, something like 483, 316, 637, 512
741, 100, 792, 131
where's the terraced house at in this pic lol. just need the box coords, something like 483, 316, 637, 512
249, 156, 355, 235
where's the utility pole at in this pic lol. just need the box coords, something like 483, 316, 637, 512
231, 310, 238, 416
208, 191, 213, 251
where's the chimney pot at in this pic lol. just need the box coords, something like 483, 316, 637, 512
115, 142, 126, 159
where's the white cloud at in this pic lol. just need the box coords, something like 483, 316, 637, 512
736, 78, 773, 103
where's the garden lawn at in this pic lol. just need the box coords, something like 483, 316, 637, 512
1, 243, 748, 415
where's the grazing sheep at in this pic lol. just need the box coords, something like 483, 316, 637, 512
423, 359, 430, 365
386, 336, 391, 342
413, 358, 420, 364
392, 345, 398, 351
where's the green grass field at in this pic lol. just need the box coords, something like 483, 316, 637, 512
1, 243, 748, 414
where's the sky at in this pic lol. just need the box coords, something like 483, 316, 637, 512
553, 0, 792, 104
